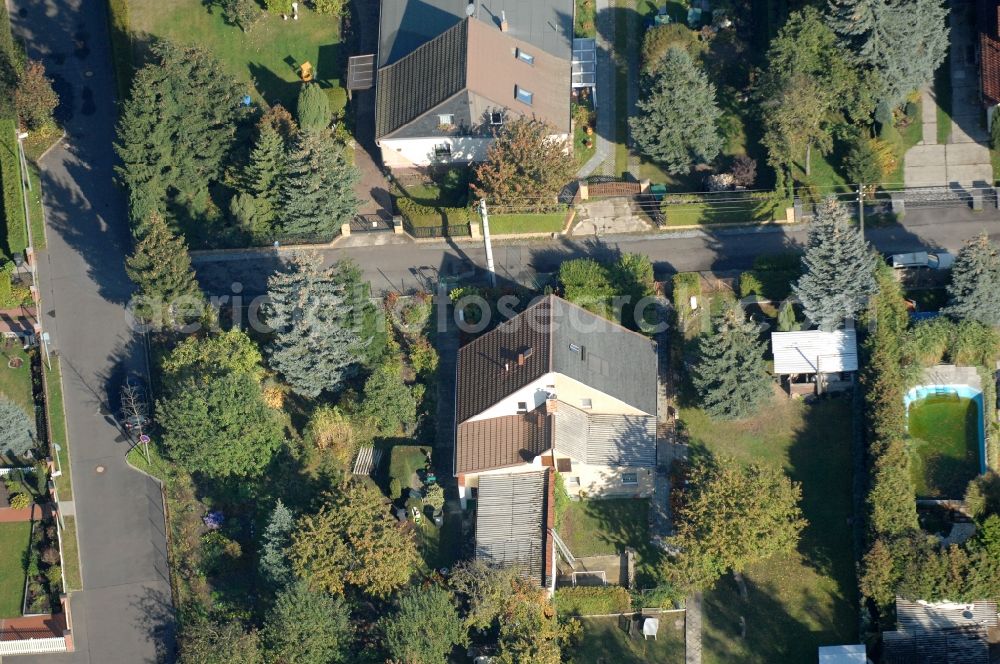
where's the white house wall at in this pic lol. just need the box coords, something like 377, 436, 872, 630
466, 373, 559, 422
378, 136, 492, 168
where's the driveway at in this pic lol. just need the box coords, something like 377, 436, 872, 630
11, 0, 174, 662
904, 1, 992, 188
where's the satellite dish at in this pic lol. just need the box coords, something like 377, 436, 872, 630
465, 1, 475, 16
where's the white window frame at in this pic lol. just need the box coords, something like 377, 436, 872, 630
434, 143, 452, 157
579, 398, 593, 409
621, 472, 638, 486
438, 113, 455, 125
516, 49, 535, 65
515, 86, 533, 106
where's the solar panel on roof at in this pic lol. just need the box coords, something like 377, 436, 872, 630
347, 54, 375, 90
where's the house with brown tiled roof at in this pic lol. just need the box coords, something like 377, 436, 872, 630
374, 0, 573, 168
454, 295, 658, 585
979, 0, 1000, 126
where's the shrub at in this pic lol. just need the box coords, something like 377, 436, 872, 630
264, 0, 292, 13
730, 155, 756, 189
41, 546, 59, 565
641, 23, 700, 71
312, 0, 347, 15
45, 564, 61, 590
738, 271, 764, 298
993, 115, 1000, 151
904, 101, 919, 121
0, 397, 35, 459
389, 477, 402, 500
0, 119, 28, 255
14, 61, 58, 130
222, 0, 262, 32
409, 337, 438, 376
296, 83, 330, 131
554, 586, 632, 616
8, 493, 29, 509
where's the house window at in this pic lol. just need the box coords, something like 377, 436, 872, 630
434, 144, 452, 157
517, 401, 528, 413
516, 49, 535, 65
490, 111, 504, 125
621, 472, 638, 486
438, 113, 454, 126
515, 86, 533, 105
579, 398, 593, 409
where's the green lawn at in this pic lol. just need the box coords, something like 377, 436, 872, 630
681, 398, 858, 664
558, 498, 664, 584
885, 108, 925, 190
59, 516, 82, 591
128, 0, 345, 110
480, 212, 566, 235
414, 510, 462, 571
661, 198, 787, 227
0, 521, 31, 618
388, 445, 431, 491
907, 394, 980, 498
0, 346, 35, 417
44, 358, 71, 500
568, 615, 685, 664
934, 56, 953, 145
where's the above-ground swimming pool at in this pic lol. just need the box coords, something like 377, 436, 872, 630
904, 384, 986, 498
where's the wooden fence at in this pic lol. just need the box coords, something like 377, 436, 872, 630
588, 181, 643, 198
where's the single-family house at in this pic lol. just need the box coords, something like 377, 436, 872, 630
771, 329, 858, 396
454, 295, 658, 583
979, 0, 1000, 127
374, 0, 573, 168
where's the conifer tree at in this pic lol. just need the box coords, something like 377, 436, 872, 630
279, 130, 359, 239
116, 42, 246, 230
792, 196, 878, 331
234, 123, 286, 236
943, 234, 1000, 326
828, 0, 948, 108
692, 301, 772, 420
263, 254, 374, 397
260, 499, 295, 589
629, 48, 723, 174
296, 83, 330, 131
126, 211, 205, 328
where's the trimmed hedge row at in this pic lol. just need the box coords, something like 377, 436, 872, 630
0, 119, 27, 255
554, 586, 632, 616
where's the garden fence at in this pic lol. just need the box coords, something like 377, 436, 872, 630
0, 636, 67, 655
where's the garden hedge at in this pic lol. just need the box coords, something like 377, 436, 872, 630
554, 586, 632, 616
0, 120, 27, 256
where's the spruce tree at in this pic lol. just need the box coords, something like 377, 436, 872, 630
126, 211, 205, 329
235, 123, 286, 236
943, 234, 1000, 326
692, 301, 772, 420
279, 130, 359, 239
263, 254, 374, 397
792, 196, 878, 331
260, 499, 295, 589
629, 47, 723, 174
116, 41, 246, 231
828, 0, 948, 108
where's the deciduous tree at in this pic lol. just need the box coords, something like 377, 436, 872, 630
473, 117, 576, 212
263, 581, 352, 664
943, 234, 1000, 326
161, 329, 264, 383
278, 130, 358, 238
692, 301, 772, 420
792, 196, 878, 330
14, 60, 58, 130
263, 254, 379, 397
360, 360, 416, 436
126, 211, 205, 329
449, 559, 520, 630
630, 48, 722, 174
304, 405, 358, 472
177, 618, 264, 664
665, 458, 805, 593
221, 0, 262, 32
289, 480, 418, 597
157, 371, 283, 478
380, 585, 468, 664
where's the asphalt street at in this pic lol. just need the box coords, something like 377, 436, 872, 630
11, 0, 173, 662
193, 203, 1000, 297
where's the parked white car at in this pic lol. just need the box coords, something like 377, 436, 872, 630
890, 251, 955, 270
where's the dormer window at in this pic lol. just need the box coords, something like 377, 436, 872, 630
515, 86, 533, 106
516, 49, 534, 65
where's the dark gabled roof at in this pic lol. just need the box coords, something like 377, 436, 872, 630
456, 411, 552, 474
475, 469, 554, 586
374, 20, 468, 139
378, 0, 573, 67
882, 628, 989, 664
454, 295, 658, 423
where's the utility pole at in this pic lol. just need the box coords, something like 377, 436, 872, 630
478, 199, 497, 287
857, 183, 865, 237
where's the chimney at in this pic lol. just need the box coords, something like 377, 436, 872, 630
517, 352, 525, 366
500, 10, 509, 32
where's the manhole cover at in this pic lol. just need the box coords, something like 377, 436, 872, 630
95, 465, 105, 474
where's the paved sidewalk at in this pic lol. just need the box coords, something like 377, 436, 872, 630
919, 86, 938, 145
685, 592, 703, 664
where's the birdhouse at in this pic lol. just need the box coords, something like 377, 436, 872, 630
300, 61, 314, 82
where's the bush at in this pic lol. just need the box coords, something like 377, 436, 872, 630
738, 271, 764, 298
993, 115, 1000, 151
296, 83, 330, 131
0, 119, 28, 255
8, 492, 29, 509
641, 23, 700, 71
45, 564, 61, 590
554, 586, 632, 616
222, 0, 262, 32
0, 397, 35, 459
41, 546, 59, 565
14, 61, 58, 130
409, 337, 438, 376
389, 477, 401, 500
904, 101, 919, 121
